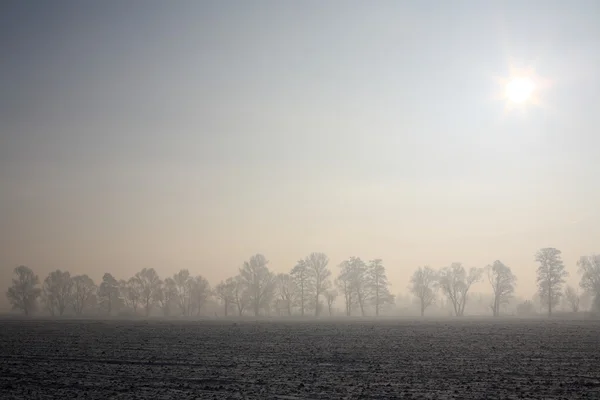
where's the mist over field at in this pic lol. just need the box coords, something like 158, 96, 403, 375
2, 1, 600, 398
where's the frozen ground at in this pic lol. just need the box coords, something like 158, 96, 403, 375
1, 318, 599, 399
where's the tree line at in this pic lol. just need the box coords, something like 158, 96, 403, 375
6, 248, 600, 318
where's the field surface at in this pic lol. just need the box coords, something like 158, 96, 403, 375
1, 318, 600, 399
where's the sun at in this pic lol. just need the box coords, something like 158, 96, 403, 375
493, 65, 548, 112
505, 77, 535, 104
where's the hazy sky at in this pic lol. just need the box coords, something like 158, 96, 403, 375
2, 1, 600, 304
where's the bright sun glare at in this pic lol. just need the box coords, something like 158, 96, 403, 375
505, 77, 535, 104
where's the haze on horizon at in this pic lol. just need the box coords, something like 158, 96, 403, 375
1, 1, 599, 307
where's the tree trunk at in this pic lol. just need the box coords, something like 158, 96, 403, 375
420, 300, 425, 317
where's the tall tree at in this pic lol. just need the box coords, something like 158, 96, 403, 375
239, 254, 275, 316
438, 263, 482, 316
577, 254, 600, 311
290, 259, 310, 317
215, 278, 236, 317
172, 269, 193, 316
535, 247, 568, 316
305, 252, 331, 316
325, 290, 337, 316
6, 266, 41, 315
409, 266, 437, 317
337, 257, 369, 316
486, 261, 516, 317
367, 259, 393, 316
157, 277, 177, 316
97, 273, 120, 315
71, 275, 97, 315
275, 273, 296, 316
564, 286, 580, 312
119, 277, 142, 315
190, 275, 211, 316
42, 270, 73, 316
231, 275, 249, 316
136, 268, 162, 317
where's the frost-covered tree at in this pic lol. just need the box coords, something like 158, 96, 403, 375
42, 270, 73, 316
535, 247, 568, 316
577, 254, 600, 311
438, 263, 482, 317
275, 273, 296, 316
409, 266, 437, 317
367, 259, 393, 316
487, 261, 516, 317
215, 278, 237, 317
135, 268, 162, 317
305, 252, 331, 316
239, 254, 275, 316
71, 275, 97, 315
97, 273, 120, 315
290, 259, 310, 316
6, 266, 41, 315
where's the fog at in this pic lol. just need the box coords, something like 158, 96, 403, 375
2, 2, 600, 313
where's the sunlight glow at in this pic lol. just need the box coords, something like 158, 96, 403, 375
505, 77, 535, 104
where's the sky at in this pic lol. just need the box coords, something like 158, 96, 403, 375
2, 1, 600, 307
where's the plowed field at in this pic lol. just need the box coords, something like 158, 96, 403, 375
1, 319, 599, 399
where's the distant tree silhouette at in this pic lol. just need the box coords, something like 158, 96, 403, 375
135, 268, 162, 317
438, 263, 482, 317
367, 259, 393, 316
231, 275, 249, 316
71, 275, 97, 315
190, 275, 211, 316
215, 278, 236, 317
290, 259, 310, 317
486, 261, 516, 317
305, 252, 331, 317
98, 273, 120, 315
275, 273, 295, 316
337, 257, 369, 316
157, 277, 177, 316
42, 270, 73, 316
409, 266, 437, 317
325, 290, 337, 316
535, 247, 567, 316
119, 277, 142, 315
577, 254, 600, 312
564, 285, 580, 312
239, 254, 275, 316
6, 266, 41, 315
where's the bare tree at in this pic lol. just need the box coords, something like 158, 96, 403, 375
6, 266, 41, 315
42, 270, 73, 316
577, 254, 600, 311
157, 277, 177, 316
239, 254, 275, 316
367, 259, 392, 316
409, 266, 437, 317
71, 275, 97, 315
487, 260, 516, 317
290, 259, 310, 317
97, 273, 120, 315
535, 247, 568, 316
305, 252, 331, 316
136, 268, 162, 317
231, 275, 249, 316
190, 275, 211, 316
275, 273, 296, 316
337, 257, 369, 316
215, 278, 236, 317
325, 290, 337, 316
119, 277, 142, 315
172, 269, 193, 316
564, 286, 580, 312
438, 263, 482, 316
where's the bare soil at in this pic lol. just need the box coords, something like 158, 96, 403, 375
1, 318, 599, 399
